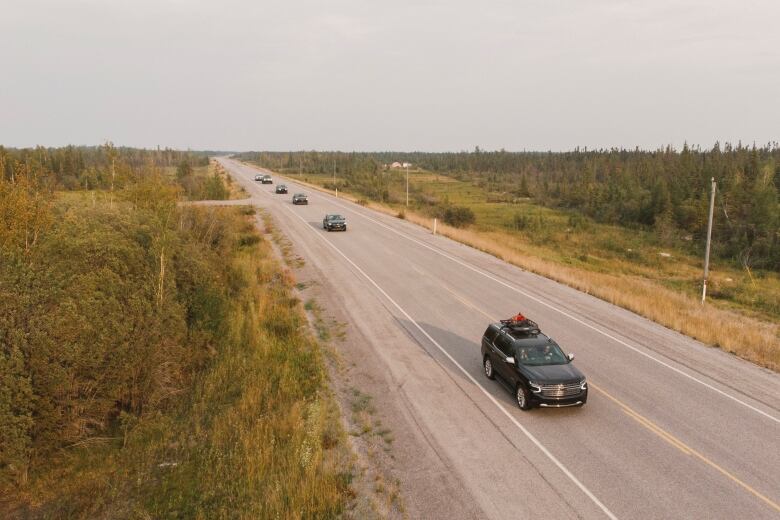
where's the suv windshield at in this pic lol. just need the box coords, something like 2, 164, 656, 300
328, 215, 344, 220
516, 343, 568, 366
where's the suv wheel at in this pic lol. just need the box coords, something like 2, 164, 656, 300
483, 357, 495, 380
516, 384, 531, 410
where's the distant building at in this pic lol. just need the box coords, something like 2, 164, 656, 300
388, 161, 412, 169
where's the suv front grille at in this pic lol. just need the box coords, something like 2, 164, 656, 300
538, 382, 582, 398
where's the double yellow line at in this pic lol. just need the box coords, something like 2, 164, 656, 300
439, 283, 780, 514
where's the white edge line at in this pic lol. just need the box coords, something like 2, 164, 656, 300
231, 160, 779, 425
292, 182, 780, 426
240, 166, 618, 520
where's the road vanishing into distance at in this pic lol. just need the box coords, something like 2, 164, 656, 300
218, 158, 780, 519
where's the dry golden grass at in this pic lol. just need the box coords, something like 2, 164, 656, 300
257, 166, 780, 371
418, 221, 779, 370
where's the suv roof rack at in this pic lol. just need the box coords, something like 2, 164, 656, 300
499, 318, 541, 336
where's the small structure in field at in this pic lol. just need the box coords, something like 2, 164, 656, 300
387, 162, 412, 169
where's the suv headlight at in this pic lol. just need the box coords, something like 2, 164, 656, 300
580, 378, 587, 390
528, 381, 542, 393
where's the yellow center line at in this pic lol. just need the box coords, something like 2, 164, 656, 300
339, 238, 779, 514
235, 159, 778, 513
408, 263, 428, 277
623, 409, 691, 455
404, 264, 499, 323
591, 383, 780, 513
620, 407, 692, 455
437, 283, 499, 323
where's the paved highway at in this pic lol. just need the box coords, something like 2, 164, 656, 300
218, 158, 779, 519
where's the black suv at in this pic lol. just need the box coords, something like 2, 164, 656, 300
261, 175, 273, 184
322, 214, 346, 231
275, 184, 288, 194
481, 321, 587, 410
292, 193, 308, 205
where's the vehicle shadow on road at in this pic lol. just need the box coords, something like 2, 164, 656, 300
302, 220, 324, 231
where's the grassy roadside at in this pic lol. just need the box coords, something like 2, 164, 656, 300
211, 159, 249, 200
245, 163, 779, 371
2, 197, 352, 517
260, 208, 404, 517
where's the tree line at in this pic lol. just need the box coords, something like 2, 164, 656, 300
237, 144, 780, 270
0, 144, 209, 191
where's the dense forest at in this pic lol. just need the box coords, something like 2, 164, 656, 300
237, 144, 780, 270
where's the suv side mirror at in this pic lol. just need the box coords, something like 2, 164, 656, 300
567, 353, 575, 362
505, 356, 515, 365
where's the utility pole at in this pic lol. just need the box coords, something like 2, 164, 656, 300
333, 157, 336, 183
109, 155, 115, 209
701, 177, 716, 304
299, 153, 302, 177
406, 164, 409, 207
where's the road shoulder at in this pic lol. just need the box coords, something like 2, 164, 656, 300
257, 208, 484, 519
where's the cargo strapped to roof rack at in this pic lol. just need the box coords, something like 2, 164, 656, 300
500, 315, 541, 335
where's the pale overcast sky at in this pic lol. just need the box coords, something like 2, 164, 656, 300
1, 0, 778, 151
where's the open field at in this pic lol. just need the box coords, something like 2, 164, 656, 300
256, 165, 779, 370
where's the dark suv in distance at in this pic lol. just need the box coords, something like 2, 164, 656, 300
481, 320, 587, 410
260, 174, 273, 184
275, 184, 288, 194
292, 193, 308, 205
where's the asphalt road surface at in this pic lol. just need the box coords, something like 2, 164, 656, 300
218, 158, 780, 519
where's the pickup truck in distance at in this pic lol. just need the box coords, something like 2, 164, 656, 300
481, 320, 587, 410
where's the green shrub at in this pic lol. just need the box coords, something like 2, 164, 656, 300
441, 205, 475, 228
513, 212, 532, 230
203, 173, 229, 200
